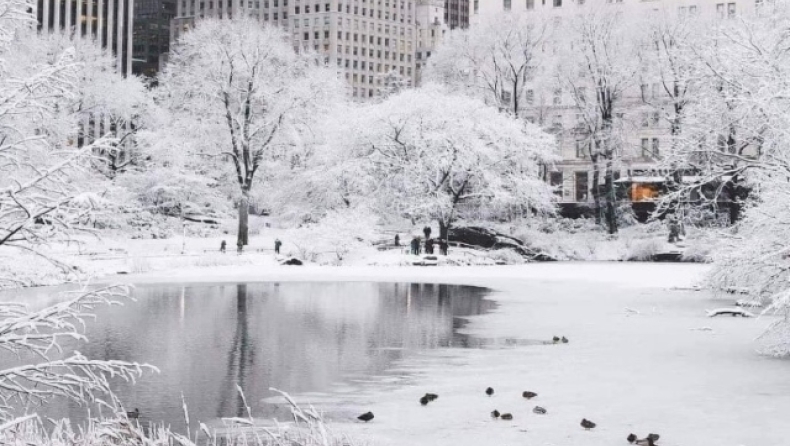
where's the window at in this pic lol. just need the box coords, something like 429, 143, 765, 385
552, 114, 563, 129
526, 0, 534, 9
652, 138, 660, 157
550, 172, 563, 197
575, 140, 588, 159
553, 0, 561, 7
641, 138, 649, 157
575, 172, 588, 202
727, 2, 736, 18
641, 112, 649, 128
651, 112, 660, 126
503, 0, 511, 10
716, 3, 725, 18
689, 5, 697, 14
526, 89, 534, 104
501, 90, 512, 103
553, 89, 561, 105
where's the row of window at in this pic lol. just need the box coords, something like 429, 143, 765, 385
335, 45, 413, 62
336, 58, 413, 75
498, 0, 749, 13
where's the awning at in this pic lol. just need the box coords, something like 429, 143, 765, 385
614, 176, 666, 183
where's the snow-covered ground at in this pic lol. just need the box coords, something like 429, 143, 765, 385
108, 262, 789, 446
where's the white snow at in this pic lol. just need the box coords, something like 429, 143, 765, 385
108, 261, 790, 446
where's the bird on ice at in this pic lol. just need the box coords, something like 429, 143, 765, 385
580, 418, 596, 430
491, 409, 500, 419
357, 412, 374, 422
500, 413, 513, 420
522, 391, 538, 399
485, 387, 494, 396
533, 406, 547, 415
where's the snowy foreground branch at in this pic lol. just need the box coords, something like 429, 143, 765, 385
0, 285, 158, 421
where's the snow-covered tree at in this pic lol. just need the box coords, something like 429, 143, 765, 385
344, 85, 557, 240
557, 4, 639, 234
0, 15, 145, 272
0, 2, 155, 427
157, 18, 343, 246
693, 1, 790, 355
424, 11, 551, 118
378, 69, 411, 99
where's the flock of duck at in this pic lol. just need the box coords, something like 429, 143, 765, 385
356, 336, 662, 445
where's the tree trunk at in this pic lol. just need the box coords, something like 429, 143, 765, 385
439, 220, 449, 241
237, 190, 250, 247
604, 157, 617, 234
604, 166, 618, 235
591, 160, 602, 225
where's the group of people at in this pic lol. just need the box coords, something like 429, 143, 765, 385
220, 238, 282, 254
395, 226, 448, 256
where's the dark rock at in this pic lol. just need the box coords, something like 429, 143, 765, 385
448, 226, 555, 262
281, 258, 303, 266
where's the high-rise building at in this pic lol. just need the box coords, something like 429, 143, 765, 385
443, 0, 468, 29
36, 0, 135, 75
170, 0, 447, 99
133, 0, 176, 77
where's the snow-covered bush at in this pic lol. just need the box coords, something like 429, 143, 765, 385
287, 208, 378, 265
622, 238, 665, 261
489, 249, 527, 265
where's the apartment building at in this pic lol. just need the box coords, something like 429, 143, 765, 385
467, 0, 756, 211
171, 0, 448, 98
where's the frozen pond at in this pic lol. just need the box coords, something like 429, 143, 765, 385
32, 282, 499, 431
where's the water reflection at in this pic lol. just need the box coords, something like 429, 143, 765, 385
32, 282, 495, 431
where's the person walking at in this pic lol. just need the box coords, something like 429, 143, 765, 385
423, 226, 432, 240
667, 216, 680, 243
394, 234, 400, 247
426, 238, 434, 255
274, 238, 282, 254
220, 240, 226, 253
237, 240, 243, 255
410, 237, 419, 255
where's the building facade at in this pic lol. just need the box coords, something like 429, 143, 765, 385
444, 0, 469, 29
133, 0, 176, 77
468, 0, 756, 210
36, 0, 135, 75
170, 0, 448, 99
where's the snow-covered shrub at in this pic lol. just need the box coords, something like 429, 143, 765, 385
680, 230, 717, 263
287, 208, 378, 265
128, 256, 152, 273
489, 249, 526, 265
623, 238, 665, 261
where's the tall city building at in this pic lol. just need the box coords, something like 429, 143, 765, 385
467, 0, 755, 213
133, 0, 176, 77
443, 0, 468, 29
36, 0, 135, 75
170, 0, 448, 99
